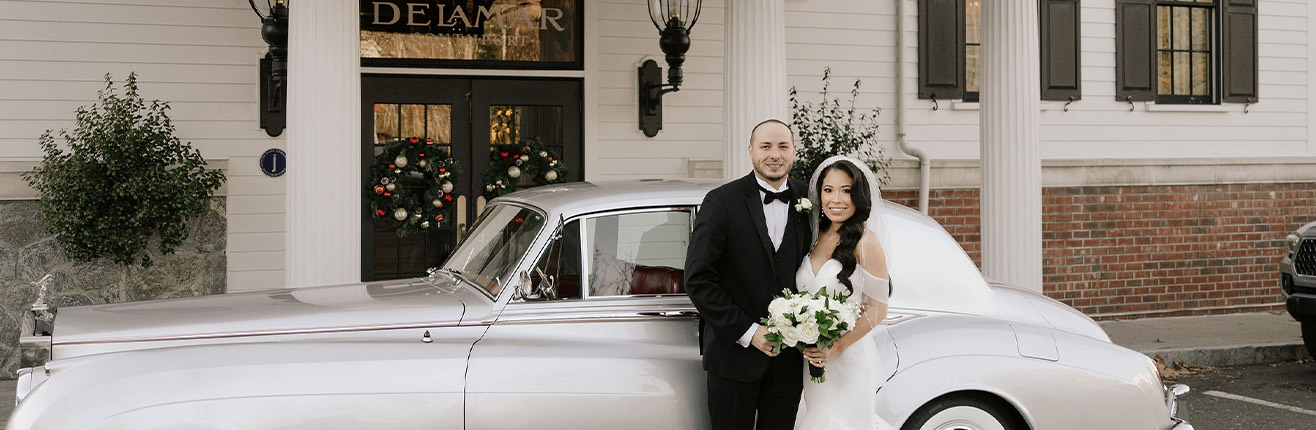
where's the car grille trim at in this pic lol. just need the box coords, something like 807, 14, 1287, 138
1296, 238, 1316, 277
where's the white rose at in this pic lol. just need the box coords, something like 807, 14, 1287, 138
797, 322, 821, 345
768, 297, 791, 317
780, 326, 802, 347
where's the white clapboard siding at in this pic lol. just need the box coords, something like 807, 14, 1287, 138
0, 0, 286, 290
894, 0, 1313, 164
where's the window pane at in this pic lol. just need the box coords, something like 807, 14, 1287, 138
426, 105, 452, 144
361, 0, 580, 64
1191, 8, 1209, 51
374, 104, 399, 145
528, 219, 583, 300
400, 104, 425, 138
966, 45, 980, 93
965, 0, 981, 44
1158, 52, 1173, 95
1192, 53, 1209, 95
1172, 7, 1190, 51
1173, 52, 1191, 95
1157, 7, 1171, 50
586, 211, 692, 297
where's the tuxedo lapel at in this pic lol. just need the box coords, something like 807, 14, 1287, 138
788, 179, 811, 253
742, 177, 777, 273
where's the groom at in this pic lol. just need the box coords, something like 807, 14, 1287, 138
686, 119, 811, 430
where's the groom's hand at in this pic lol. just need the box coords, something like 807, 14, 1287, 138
750, 325, 779, 356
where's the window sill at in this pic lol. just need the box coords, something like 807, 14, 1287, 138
950, 101, 1072, 111
1143, 103, 1240, 113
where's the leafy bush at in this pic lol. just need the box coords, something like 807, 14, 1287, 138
23, 73, 225, 297
788, 68, 891, 185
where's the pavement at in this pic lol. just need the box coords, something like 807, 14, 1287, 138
1099, 310, 1311, 369
0, 311, 1304, 427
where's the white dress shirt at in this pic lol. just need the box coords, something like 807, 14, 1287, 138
738, 177, 791, 348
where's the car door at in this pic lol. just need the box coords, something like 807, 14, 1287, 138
464, 207, 707, 429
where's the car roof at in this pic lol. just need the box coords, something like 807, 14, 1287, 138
492, 179, 722, 216
493, 179, 945, 232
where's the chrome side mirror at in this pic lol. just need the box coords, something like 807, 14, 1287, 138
513, 267, 556, 302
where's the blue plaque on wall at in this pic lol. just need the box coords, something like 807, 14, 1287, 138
260, 148, 286, 177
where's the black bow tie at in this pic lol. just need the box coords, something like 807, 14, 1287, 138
759, 187, 792, 205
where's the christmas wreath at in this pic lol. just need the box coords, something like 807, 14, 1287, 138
483, 137, 568, 199
368, 138, 460, 236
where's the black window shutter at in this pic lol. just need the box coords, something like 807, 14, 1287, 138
1114, 0, 1156, 101
918, 0, 965, 100
1221, 0, 1258, 103
1040, 0, 1081, 101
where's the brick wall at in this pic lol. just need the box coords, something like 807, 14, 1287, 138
886, 183, 1316, 320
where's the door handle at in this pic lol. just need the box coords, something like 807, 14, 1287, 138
639, 310, 699, 318
457, 195, 467, 241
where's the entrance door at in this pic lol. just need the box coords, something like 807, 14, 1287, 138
361, 76, 582, 281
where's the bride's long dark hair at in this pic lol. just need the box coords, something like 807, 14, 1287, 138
815, 160, 872, 296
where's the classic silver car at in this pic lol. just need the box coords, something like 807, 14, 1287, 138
10, 180, 1191, 429
1281, 220, 1316, 358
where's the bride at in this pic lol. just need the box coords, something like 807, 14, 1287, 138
795, 156, 897, 430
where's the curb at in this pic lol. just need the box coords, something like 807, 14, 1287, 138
1140, 343, 1312, 369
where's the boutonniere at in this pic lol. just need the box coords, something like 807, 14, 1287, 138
794, 198, 813, 214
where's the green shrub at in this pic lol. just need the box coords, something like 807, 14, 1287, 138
788, 67, 891, 185
23, 73, 225, 300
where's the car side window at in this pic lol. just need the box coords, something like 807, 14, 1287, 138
528, 219, 584, 300
584, 209, 692, 298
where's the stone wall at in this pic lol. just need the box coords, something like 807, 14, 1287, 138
0, 198, 227, 378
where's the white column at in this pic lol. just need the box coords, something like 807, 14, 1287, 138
980, 1, 1042, 292
724, 0, 788, 180
286, 1, 360, 288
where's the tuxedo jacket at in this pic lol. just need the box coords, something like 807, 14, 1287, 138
685, 173, 812, 382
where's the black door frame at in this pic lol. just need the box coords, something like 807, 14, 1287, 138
360, 74, 583, 281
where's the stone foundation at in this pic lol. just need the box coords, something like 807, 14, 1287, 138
0, 198, 227, 378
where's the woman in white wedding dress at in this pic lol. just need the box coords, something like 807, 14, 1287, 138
795, 156, 897, 430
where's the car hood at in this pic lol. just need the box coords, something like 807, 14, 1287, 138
52, 276, 479, 349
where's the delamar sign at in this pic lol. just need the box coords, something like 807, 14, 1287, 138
361, 0, 569, 35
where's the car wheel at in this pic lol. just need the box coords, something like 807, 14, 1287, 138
901, 394, 1027, 430
1302, 322, 1316, 359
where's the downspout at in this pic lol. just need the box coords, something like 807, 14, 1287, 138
895, 0, 930, 213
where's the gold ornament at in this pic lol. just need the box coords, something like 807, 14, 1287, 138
394, 155, 408, 168
508, 166, 522, 178
441, 181, 454, 193
393, 208, 408, 221
385, 183, 396, 191
545, 170, 558, 181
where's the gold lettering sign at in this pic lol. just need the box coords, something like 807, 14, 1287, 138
360, 0, 579, 65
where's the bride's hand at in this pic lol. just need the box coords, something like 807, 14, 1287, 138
802, 344, 840, 366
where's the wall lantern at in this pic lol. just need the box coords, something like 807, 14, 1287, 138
638, 0, 701, 137
250, 0, 288, 137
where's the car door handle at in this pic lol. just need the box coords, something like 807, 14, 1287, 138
639, 310, 699, 318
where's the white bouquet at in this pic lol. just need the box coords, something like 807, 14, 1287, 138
760, 286, 862, 383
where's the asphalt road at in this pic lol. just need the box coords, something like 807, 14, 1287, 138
1171, 359, 1316, 430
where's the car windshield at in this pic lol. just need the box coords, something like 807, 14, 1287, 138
442, 203, 546, 296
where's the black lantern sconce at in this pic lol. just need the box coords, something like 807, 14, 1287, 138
639, 0, 701, 137
251, 0, 288, 137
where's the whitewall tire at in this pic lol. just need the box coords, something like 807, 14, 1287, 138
902, 395, 1027, 430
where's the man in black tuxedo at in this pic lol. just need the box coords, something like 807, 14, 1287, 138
686, 119, 811, 430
